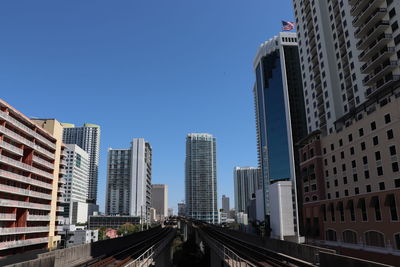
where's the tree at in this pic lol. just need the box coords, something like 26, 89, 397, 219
98, 226, 107, 240
117, 223, 140, 236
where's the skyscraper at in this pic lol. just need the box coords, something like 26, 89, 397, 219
253, 32, 307, 228
222, 195, 230, 213
185, 133, 218, 224
233, 167, 260, 213
151, 184, 168, 221
62, 144, 89, 224
62, 123, 100, 204
106, 139, 152, 222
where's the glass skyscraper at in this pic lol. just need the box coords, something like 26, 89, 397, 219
254, 33, 307, 234
185, 133, 218, 224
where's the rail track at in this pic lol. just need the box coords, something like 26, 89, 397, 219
199, 225, 315, 267
77, 227, 174, 267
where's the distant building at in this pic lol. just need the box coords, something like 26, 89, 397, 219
105, 138, 152, 223
178, 203, 186, 217
62, 123, 100, 204
236, 212, 248, 226
88, 215, 140, 229
151, 184, 168, 221
168, 208, 173, 217
63, 144, 89, 224
60, 225, 98, 248
185, 133, 218, 224
149, 208, 157, 222
222, 195, 230, 212
71, 202, 89, 224
234, 167, 260, 213
218, 210, 228, 224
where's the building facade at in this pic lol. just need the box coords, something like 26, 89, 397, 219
185, 133, 218, 224
233, 167, 260, 213
62, 123, 100, 204
0, 99, 67, 256
88, 215, 140, 229
178, 202, 186, 217
105, 139, 152, 223
222, 195, 230, 213
63, 144, 89, 224
254, 32, 307, 223
151, 184, 168, 221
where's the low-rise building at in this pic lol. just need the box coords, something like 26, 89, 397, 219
88, 215, 140, 229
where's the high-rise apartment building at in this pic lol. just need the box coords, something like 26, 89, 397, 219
222, 195, 230, 213
178, 202, 186, 217
293, 0, 400, 135
253, 33, 307, 235
105, 139, 152, 223
294, 0, 400, 261
62, 123, 100, 204
0, 99, 66, 256
62, 144, 89, 224
233, 167, 260, 213
151, 184, 168, 221
185, 133, 218, 224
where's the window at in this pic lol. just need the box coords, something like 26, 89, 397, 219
355, 187, 360, 195
375, 151, 381, 160
339, 139, 343, 146
365, 170, 370, 179
372, 196, 382, 221
363, 156, 368, 164
395, 233, 400, 250
387, 129, 394, 140
341, 151, 345, 159
365, 231, 385, 247
371, 121, 376, 131
377, 167, 383, 176
373, 136, 379, 146
390, 145, 397, 156
330, 203, 335, 222
359, 198, 367, 221
326, 229, 337, 241
366, 185, 371, 192
385, 114, 391, 124
343, 177, 347, 184
393, 162, 399, 172
348, 134, 353, 142
350, 147, 355, 155
332, 155, 336, 163
359, 128, 364, 137
361, 142, 366, 151
342, 164, 346, 171
387, 194, 398, 221
348, 200, 355, 221
338, 202, 344, 221
353, 174, 358, 182
343, 230, 357, 244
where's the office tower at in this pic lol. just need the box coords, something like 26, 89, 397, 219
293, 0, 400, 135
151, 184, 168, 221
62, 123, 100, 204
105, 139, 152, 223
222, 195, 230, 213
185, 133, 218, 224
233, 167, 260, 213
253, 32, 307, 234
294, 0, 400, 260
0, 99, 66, 256
63, 144, 89, 224
178, 202, 186, 217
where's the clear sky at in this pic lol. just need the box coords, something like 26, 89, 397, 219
0, 0, 294, 213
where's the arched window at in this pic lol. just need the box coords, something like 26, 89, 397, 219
342, 230, 357, 244
326, 229, 337, 241
312, 195, 318, 201
365, 231, 385, 247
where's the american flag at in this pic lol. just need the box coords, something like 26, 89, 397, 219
282, 20, 295, 31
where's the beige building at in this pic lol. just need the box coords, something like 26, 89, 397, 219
151, 184, 168, 221
0, 98, 66, 256
299, 91, 400, 262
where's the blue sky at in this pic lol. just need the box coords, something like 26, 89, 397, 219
0, 0, 294, 213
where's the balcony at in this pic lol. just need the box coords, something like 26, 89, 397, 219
61, 150, 68, 158
351, 0, 385, 17
357, 34, 392, 59
59, 168, 67, 175
56, 206, 64, 212
57, 196, 66, 203
55, 225, 64, 232
0, 237, 49, 251
0, 213, 16, 221
0, 169, 53, 190
27, 214, 50, 221
60, 158, 67, 166
0, 226, 49, 236
361, 47, 395, 74
32, 155, 54, 170
0, 198, 51, 210
34, 144, 54, 160
353, 7, 387, 27
363, 61, 398, 86
365, 75, 400, 98
0, 111, 56, 150
58, 177, 66, 184
355, 18, 388, 39
0, 125, 35, 149
0, 141, 23, 156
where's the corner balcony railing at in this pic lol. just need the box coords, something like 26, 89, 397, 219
0, 237, 49, 250
0, 169, 53, 190
0, 226, 49, 236
34, 144, 54, 160
27, 214, 51, 221
0, 125, 35, 149
0, 155, 54, 180
0, 141, 23, 156
0, 111, 56, 150
0, 213, 16, 221
0, 198, 51, 211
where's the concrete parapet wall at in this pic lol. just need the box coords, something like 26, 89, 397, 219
319, 251, 394, 267
4, 256, 55, 267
